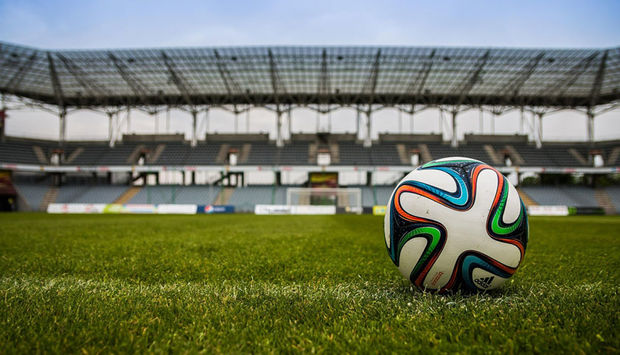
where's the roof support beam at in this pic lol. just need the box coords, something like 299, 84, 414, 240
47, 52, 68, 145
214, 50, 242, 99
400, 50, 435, 105
362, 49, 381, 104
453, 50, 490, 107
56, 53, 109, 99
497, 52, 544, 103
448, 50, 490, 147
108, 52, 151, 106
5, 52, 38, 92
161, 51, 194, 107
318, 49, 330, 104
544, 52, 598, 100
588, 50, 608, 108
47, 52, 65, 109
267, 49, 285, 107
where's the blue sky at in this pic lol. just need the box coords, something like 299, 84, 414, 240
1, 0, 619, 49
0, 0, 618, 143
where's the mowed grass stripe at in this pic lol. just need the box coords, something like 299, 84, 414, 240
0, 214, 619, 353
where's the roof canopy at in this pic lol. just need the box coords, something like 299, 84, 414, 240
1, 42, 619, 108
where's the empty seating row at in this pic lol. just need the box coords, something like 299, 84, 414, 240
1, 139, 618, 167
520, 186, 599, 207
129, 185, 219, 205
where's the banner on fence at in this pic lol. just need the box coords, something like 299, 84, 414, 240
372, 205, 387, 216
47, 203, 107, 214
197, 205, 235, 214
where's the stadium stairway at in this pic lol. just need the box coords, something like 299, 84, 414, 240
504, 145, 525, 165
396, 144, 410, 164
64, 147, 84, 164
126, 145, 146, 164
239, 144, 252, 164
517, 188, 538, 207
32, 146, 48, 164
482, 145, 502, 165
594, 188, 616, 215
214, 187, 234, 205
418, 144, 433, 163
608, 147, 620, 165
39, 187, 58, 211
114, 186, 142, 204
148, 144, 166, 164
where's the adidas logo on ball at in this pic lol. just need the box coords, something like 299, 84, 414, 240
474, 276, 495, 289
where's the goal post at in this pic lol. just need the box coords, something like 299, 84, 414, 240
286, 187, 362, 214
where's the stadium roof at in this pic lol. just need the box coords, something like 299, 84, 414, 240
0, 42, 619, 109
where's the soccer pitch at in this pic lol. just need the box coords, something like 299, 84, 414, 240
0, 214, 618, 353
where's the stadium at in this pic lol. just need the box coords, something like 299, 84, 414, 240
1, 43, 619, 214
1, 3, 619, 353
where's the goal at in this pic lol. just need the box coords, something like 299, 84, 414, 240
286, 187, 362, 214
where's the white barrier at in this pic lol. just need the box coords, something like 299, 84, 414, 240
292, 205, 336, 215
528, 205, 570, 216
254, 204, 336, 215
157, 204, 197, 214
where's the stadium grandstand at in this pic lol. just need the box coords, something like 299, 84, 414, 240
0, 42, 619, 213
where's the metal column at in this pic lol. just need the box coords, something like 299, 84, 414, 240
0, 95, 5, 142
0, 108, 6, 143
276, 110, 283, 147
166, 108, 171, 133
535, 112, 543, 148
356, 107, 361, 139
152, 112, 158, 134
451, 111, 458, 148
204, 108, 210, 141
108, 112, 115, 148
191, 111, 198, 147
234, 111, 239, 134
586, 110, 595, 144
364, 109, 372, 147
58, 109, 67, 146
126, 107, 131, 133
287, 106, 292, 140
520, 107, 525, 134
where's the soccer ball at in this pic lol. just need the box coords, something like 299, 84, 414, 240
384, 157, 528, 292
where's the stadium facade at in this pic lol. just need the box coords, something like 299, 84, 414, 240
0, 42, 619, 213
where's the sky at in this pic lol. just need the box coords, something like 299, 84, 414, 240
1, 0, 619, 142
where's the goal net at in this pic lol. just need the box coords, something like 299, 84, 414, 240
286, 187, 362, 214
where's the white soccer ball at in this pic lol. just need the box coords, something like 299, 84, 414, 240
384, 157, 528, 292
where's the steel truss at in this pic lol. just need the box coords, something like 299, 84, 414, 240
1, 42, 619, 146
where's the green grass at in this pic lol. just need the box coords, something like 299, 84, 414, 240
0, 214, 618, 354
